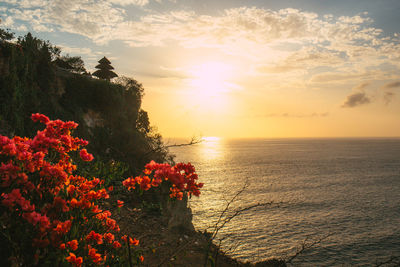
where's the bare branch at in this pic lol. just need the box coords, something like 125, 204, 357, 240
211, 180, 250, 239
213, 202, 275, 241
142, 136, 202, 158
164, 136, 203, 148
285, 233, 333, 265
375, 255, 400, 267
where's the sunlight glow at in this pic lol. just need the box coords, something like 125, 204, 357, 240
188, 61, 236, 96
181, 61, 239, 114
199, 136, 223, 160
202, 136, 221, 141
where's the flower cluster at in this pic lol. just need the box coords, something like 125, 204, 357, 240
0, 114, 139, 266
122, 160, 203, 200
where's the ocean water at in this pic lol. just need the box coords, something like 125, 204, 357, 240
169, 138, 400, 266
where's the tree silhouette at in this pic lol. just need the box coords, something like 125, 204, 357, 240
92, 56, 118, 81
53, 55, 87, 74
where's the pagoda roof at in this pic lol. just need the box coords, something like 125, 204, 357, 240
98, 56, 111, 64
92, 69, 118, 80
95, 62, 114, 70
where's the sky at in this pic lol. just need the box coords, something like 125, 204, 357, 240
1, 0, 400, 138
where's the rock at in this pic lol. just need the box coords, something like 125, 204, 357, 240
166, 195, 195, 233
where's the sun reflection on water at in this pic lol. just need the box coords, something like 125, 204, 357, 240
199, 136, 223, 160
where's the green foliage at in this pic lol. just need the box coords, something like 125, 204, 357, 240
76, 158, 129, 187
53, 55, 87, 74
0, 27, 14, 41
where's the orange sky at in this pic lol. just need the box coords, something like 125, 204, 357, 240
3, 0, 400, 138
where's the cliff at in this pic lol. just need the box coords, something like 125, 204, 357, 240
0, 35, 170, 177
0, 32, 286, 266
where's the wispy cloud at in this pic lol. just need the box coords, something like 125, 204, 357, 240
381, 81, 400, 105
382, 81, 400, 89
342, 91, 371, 108
109, 0, 149, 6
3, 3, 400, 89
384, 91, 395, 105
259, 112, 329, 118
342, 82, 372, 108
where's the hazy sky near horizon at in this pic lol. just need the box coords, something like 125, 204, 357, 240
2, 0, 400, 138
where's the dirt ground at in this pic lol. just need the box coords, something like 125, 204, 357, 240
103, 187, 286, 267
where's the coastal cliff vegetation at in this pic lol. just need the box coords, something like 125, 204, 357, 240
0, 28, 291, 266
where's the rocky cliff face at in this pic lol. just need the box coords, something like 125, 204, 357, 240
166, 196, 195, 233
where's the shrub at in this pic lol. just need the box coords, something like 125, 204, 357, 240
0, 113, 202, 266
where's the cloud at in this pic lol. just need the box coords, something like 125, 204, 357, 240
381, 81, 400, 105
109, 0, 149, 6
4, 5, 395, 50
384, 91, 395, 105
260, 112, 329, 118
3, 4, 400, 85
382, 81, 400, 89
135, 65, 189, 79
342, 90, 371, 108
310, 72, 380, 83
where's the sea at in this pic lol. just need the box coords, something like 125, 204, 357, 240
168, 138, 400, 266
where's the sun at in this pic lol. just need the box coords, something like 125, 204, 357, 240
189, 61, 235, 96
182, 61, 238, 113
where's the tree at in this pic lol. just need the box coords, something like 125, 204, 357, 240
0, 28, 14, 41
53, 55, 87, 74
92, 56, 118, 81
0, 19, 14, 41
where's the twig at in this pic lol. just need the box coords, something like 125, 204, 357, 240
142, 136, 202, 158
164, 137, 202, 148
375, 255, 400, 267
211, 180, 249, 240
285, 233, 333, 265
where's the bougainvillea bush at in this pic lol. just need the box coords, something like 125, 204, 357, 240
0, 114, 203, 266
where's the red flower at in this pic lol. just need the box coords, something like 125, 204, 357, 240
79, 149, 94, 162
112, 241, 122, 249
31, 113, 50, 124
117, 200, 124, 208
122, 235, 139, 246
86, 230, 103, 244
66, 253, 83, 267
88, 246, 102, 263
103, 233, 115, 244
67, 240, 78, 251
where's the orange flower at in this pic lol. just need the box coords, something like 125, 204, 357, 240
86, 230, 103, 244
66, 253, 83, 267
88, 247, 102, 263
112, 241, 122, 249
103, 233, 115, 244
122, 235, 139, 246
67, 240, 78, 251
117, 200, 124, 208
79, 149, 94, 162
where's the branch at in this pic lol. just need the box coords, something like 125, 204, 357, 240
212, 202, 275, 241
164, 136, 202, 148
210, 180, 250, 240
142, 136, 202, 158
285, 233, 333, 265
375, 255, 400, 267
